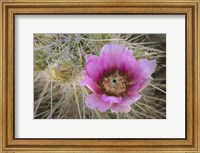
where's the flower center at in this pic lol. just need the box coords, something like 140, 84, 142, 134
101, 70, 128, 96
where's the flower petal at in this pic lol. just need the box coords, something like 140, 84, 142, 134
100, 44, 136, 72
101, 94, 121, 104
138, 59, 156, 76
116, 51, 137, 74
85, 94, 112, 112
111, 104, 131, 113
85, 58, 104, 81
128, 78, 152, 95
81, 71, 101, 94
119, 94, 141, 107
100, 44, 127, 56
137, 78, 152, 92
127, 82, 141, 95
85, 54, 99, 63
129, 59, 156, 83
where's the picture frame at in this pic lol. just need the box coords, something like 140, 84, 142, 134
0, 0, 199, 152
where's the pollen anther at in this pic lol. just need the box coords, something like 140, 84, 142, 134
101, 70, 128, 96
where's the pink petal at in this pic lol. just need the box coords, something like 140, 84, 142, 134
129, 59, 156, 83
119, 94, 141, 107
128, 78, 152, 95
101, 94, 121, 104
85, 58, 104, 81
100, 44, 136, 72
137, 59, 156, 78
111, 104, 131, 113
137, 78, 152, 92
127, 82, 141, 95
85, 94, 112, 112
116, 51, 137, 74
85, 54, 99, 63
81, 71, 102, 94
100, 44, 128, 56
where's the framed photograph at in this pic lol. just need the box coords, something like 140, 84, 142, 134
0, 0, 200, 152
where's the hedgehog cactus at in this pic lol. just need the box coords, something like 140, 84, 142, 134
34, 50, 48, 71
34, 34, 166, 119
49, 61, 76, 83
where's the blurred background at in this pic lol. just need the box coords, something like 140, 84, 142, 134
34, 34, 166, 119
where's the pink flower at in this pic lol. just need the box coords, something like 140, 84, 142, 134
81, 44, 156, 113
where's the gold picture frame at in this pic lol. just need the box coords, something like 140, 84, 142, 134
0, 0, 200, 152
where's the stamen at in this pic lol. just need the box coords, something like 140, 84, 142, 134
101, 70, 128, 96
